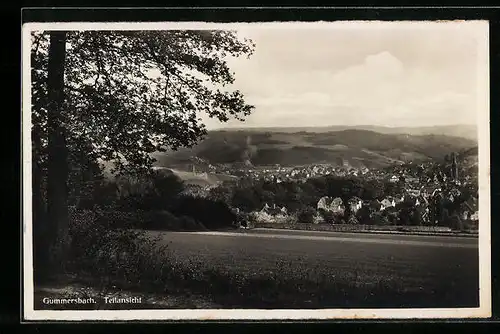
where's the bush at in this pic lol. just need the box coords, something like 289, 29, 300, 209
113, 172, 185, 212
179, 216, 206, 231
346, 214, 359, 225
76, 180, 119, 210
142, 210, 183, 231
385, 213, 398, 225
372, 213, 389, 226
297, 207, 316, 224
66, 208, 188, 291
72, 208, 207, 232
355, 206, 372, 224
318, 209, 336, 224
447, 214, 465, 231
170, 196, 236, 230
97, 209, 147, 229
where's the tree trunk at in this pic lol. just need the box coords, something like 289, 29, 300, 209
46, 31, 69, 271
32, 127, 48, 282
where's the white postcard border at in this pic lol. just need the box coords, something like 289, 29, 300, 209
21, 20, 491, 321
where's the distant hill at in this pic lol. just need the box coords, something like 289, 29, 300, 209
153, 128, 477, 169
221, 124, 478, 141
457, 146, 479, 168
460, 146, 478, 157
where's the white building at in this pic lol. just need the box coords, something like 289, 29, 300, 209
380, 198, 396, 211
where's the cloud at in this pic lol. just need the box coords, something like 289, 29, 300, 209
200, 26, 482, 129
395, 91, 477, 126
335, 51, 404, 83
249, 92, 333, 107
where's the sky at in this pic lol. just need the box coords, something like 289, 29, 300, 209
200, 21, 487, 130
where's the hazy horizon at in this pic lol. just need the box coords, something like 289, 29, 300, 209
199, 22, 484, 131
212, 123, 476, 130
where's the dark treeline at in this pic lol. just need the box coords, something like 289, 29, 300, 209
208, 174, 478, 229
222, 176, 401, 212
66, 169, 237, 231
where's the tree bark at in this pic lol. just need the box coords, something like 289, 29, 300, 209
46, 31, 69, 270
32, 127, 48, 282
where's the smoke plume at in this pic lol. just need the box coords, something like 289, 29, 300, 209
242, 135, 258, 166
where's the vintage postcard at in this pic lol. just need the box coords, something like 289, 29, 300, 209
22, 20, 491, 321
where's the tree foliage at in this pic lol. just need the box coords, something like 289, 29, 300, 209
297, 207, 316, 224
30, 29, 255, 279
31, 30, 255, 176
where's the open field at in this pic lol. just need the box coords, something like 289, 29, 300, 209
147, 228, 479, 308
34, 228, 480, 310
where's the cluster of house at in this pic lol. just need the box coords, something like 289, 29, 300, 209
222, 164, 370, 183
222, 158, 476, 191
249, 203, 290, 224
316, 195, 416, 217
252, 185, 479, 226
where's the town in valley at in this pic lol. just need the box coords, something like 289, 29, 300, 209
148, 133, 479, 232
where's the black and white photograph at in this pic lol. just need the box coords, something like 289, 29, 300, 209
22, 20, 491, 320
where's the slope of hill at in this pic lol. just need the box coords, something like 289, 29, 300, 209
151, 167, 238, 187
153, 129, 477, 169
222, 124, 477, 141
458, 146, 479, 168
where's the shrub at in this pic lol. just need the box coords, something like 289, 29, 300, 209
142, 210, 182, 230
372, 213, 389, 226
248, 212, 258, 224
386, 213, 398, 225
76, 180, 119, 210
171, 196, 236, 230
297, 207, 316, 224
98, 209, 147, 229
319, 210, 336, 224
347, 214, 359, 225
152, 171, 185, 202
208, 185, 233, 204
72, 207, 207, 232
179, 216, 206, 231
447, 214, 465, 231
113, 172, 185, 212
66, 207, 192, 291
355, 206, 372, 224
68, 209, 142, 273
